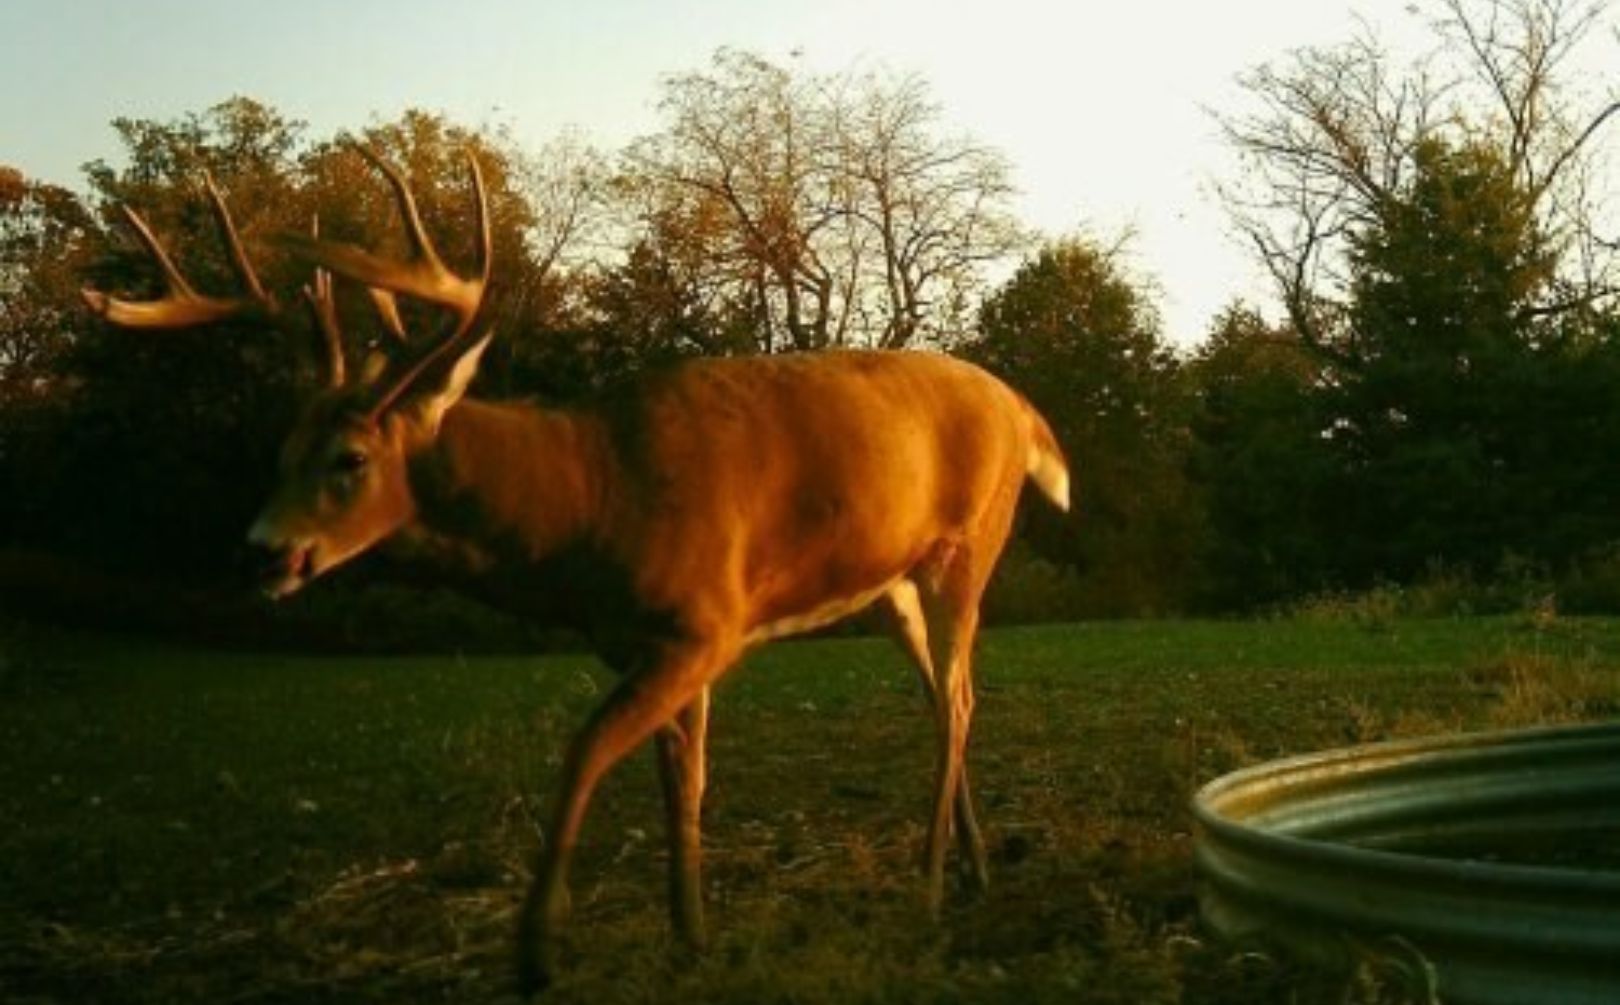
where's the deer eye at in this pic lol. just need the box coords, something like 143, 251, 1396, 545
331, 449, 368, 475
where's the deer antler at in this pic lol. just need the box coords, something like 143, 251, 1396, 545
84, 175, 354, 387
82, 172, 279, 329
299, 215, 345, 388
275, 145, 491, 421
365, 287, 410, 344
278, 145, 488, 331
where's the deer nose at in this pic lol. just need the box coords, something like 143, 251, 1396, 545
242, 535, 316, 598
243, 537, 290, 583
246, 514, 279, 550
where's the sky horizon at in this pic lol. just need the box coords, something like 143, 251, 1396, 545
0, 0, 1548, 344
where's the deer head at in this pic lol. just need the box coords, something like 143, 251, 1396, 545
83, 148, 494, 597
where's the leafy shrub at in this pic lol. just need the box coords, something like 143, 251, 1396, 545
984, 540, 1092, 625
1554, 543, 1620, 614
1282, 584, 1405, 629
1281, 554, 1567, 624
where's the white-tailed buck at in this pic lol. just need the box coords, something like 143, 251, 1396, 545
84, 149, 1071, 994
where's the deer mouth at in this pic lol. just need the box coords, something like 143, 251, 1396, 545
260, 543, 315, 599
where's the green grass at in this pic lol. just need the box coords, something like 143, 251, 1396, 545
2, 616, 1617, 1003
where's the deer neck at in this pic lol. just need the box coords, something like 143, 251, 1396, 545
397, 398, 613, 574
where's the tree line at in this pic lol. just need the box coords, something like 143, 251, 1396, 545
3, 0, 1619, 634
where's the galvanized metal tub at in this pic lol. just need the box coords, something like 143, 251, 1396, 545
1193, 721, 1620, 1004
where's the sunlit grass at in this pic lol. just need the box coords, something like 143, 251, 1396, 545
2, 616, 1616, 1002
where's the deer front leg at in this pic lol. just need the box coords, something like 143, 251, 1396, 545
655, 687, 711, 949
516, 640, 733, 997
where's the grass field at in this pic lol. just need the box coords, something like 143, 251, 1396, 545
3, 615, 1617, 1003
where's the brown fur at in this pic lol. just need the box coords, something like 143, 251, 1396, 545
252, 348, 1068, 992
309, 350, 1062, 992
86, 157, 1068, 995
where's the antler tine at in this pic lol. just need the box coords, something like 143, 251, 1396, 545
355, 145, 444, 276
466, 147, 492, 294
118, 204, 198, 299
300, 214, 345, 388
296, 213, 408, 389
202, 172, 274, 310
82, 178, 276, 330
366, 288, 410, 343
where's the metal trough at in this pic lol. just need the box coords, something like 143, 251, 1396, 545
1193, 721, 1620, 1004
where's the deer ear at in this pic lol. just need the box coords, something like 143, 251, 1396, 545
393, 331, 492, 437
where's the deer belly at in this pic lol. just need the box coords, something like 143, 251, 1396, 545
744, 577, 899, 645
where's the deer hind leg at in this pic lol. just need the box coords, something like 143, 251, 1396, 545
907, 543, 992, 917
881, 579, 989, 896
654, 686, 711, 950
517, 639, 734, 997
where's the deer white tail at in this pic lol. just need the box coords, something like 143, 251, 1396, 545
1020, 396, 1070, 512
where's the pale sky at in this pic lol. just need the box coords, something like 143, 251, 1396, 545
1, 0, 1447, 343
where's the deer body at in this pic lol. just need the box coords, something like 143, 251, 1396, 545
397, 351, 1057, 645
84, 153, 1070, 996
373, 349, 1069, 991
